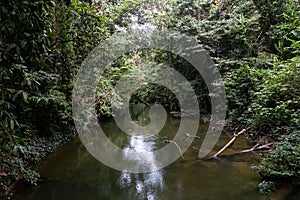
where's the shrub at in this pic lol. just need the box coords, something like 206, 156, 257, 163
246, 56, 300, 138
253, 130, 300, 192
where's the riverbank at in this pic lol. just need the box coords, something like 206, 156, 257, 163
0, 130, 76, 199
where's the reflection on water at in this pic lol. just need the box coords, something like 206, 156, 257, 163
120, 169, 164, 200
13, 104, 264, 200
122, 136, 160, 171
120, 105, 164, 200
121, 136, 164, 200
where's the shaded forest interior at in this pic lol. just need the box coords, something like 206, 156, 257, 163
1, 0, 299, 198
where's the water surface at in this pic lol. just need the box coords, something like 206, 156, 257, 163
14, 104, 262, 200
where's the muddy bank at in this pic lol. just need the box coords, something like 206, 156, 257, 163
0, 131, 76, 199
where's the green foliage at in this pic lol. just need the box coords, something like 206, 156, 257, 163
246, 57, 300, 137
258, 180, 276, 194
253, 131, 300, 192
0, 0, 120, 196
20, 165, 40, 186
0, 0, 116, 147
225, 64, 265, 121
164, 0, 300, 193
94, 49, 211, 117
268, 0, 300, 59
166, 0, 261, 59
1, 0, 66, 145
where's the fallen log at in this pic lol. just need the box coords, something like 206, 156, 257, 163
227, 142, 273, 155
194, 142, 273, 157
213, 129, 246, 157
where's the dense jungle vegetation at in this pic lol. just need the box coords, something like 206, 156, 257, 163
1, 0, 299, 198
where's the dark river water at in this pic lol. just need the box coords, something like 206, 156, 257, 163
13, 104, 283, 200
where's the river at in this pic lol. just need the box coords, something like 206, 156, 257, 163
13, 104, 267, 200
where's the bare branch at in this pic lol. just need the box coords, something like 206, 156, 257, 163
226, 143, 273, 156
163, 140, 184, 159
213, 129, 246, 157
182, 133, 203, 141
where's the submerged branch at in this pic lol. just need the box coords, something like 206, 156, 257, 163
227, 143, 274, 156
163, 140, 184, 159
193, 129, 272, 160
182, 133, 203, 141
213, 129, 246, 157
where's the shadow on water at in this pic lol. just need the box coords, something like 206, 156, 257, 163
14, 104, 264, 200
